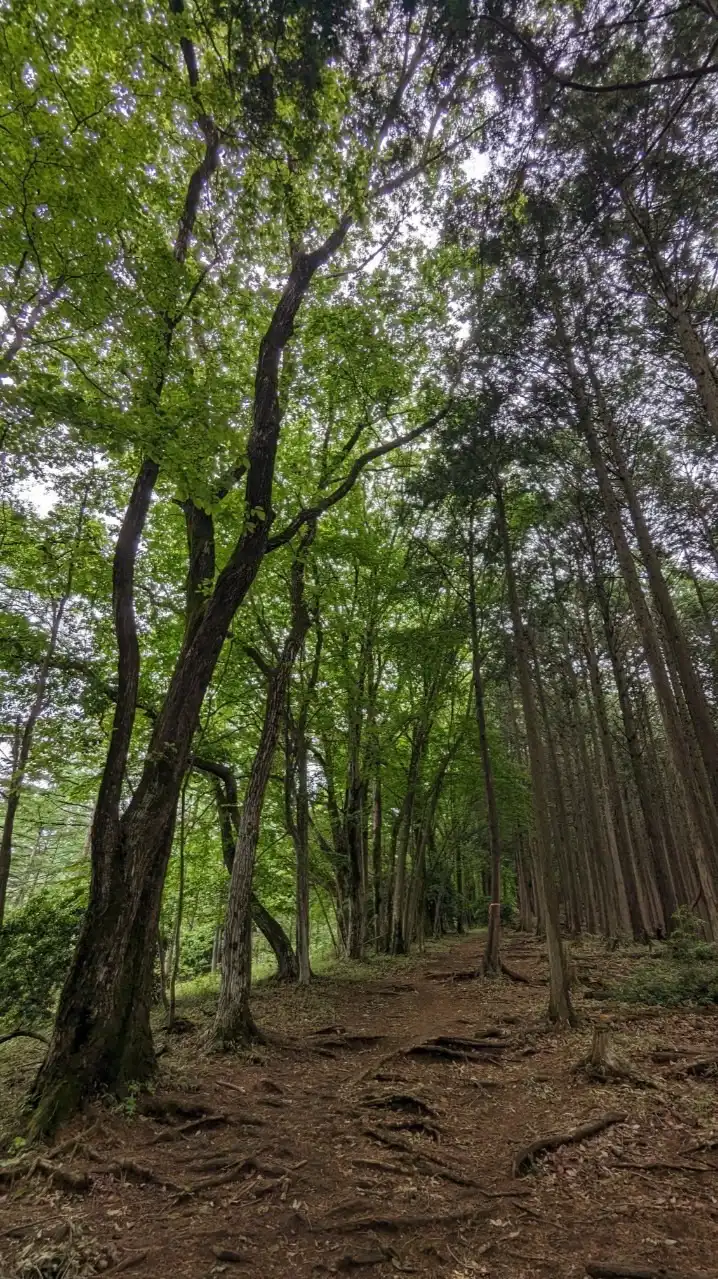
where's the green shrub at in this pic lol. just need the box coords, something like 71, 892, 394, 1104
617, 909, 718, 1007
0, 886, 86, 1027
178, 922, 216, 979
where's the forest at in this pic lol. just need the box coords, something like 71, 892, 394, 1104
1, 2, 718, 1277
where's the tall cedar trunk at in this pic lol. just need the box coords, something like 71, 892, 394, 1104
284, 618, 321, 982
495, 482, 575, 1024
589, 364, 718, 824
621, 187, 718, 441
554, 297, 718, 897
529, 642, 583, 935
587, 546, 677, 929
344, 630, 369, 961
212, 543, 313, 1047
210, 769, 298, 980
467, 517, 502, 973
391, 723, 429, 954
578, 592, 648, 939
371, 775, 383, 949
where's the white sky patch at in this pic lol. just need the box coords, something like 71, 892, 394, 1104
16, 478, 59, 517
462, 149, 491, 182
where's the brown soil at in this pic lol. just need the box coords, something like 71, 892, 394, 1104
2, 932, 718, 1279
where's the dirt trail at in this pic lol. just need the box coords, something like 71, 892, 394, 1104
2, 932, 718, 1279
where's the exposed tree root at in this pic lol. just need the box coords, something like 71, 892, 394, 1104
212, 1246, 251, 1263
149, 1113, 230, 1143
110, 1251, 150, 1274
310, 1034, 385, 1052
406, 1034, 505, 1063
0, 1150, 89, 1192
30, 1157, 90, 1192
0, 1028, 49, 1047
585, 1263, 710, 1279
383, 1117, 442, 1140
573, 1026, 656, 1087
362, 1124, 452, 1167
611, 1160, 713, 1174
682, 1056, 718, 1077
501, 962, 532, 984
138, 1095, 214, 1122
361, 1092, 437, 1118
512, 1111, 627, 1177
361, 1124, 531, 1200
314, 1206, 492, 1232
350, 1157, 407, 1175
425, 969, 479, 982
188, 1154, 289, 1195
83, 1146, 187, 1193
332, 1248, 393, 1270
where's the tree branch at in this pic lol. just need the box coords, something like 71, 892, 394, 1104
266, 406, 450, 551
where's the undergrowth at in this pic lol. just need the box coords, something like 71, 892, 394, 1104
616, 908, 718, 1006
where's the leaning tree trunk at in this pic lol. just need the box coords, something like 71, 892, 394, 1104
211, 540, 313, 1048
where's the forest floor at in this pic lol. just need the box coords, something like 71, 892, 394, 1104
2, 930, 718, 1279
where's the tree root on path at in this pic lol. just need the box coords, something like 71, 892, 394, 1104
680, 1056, 718, 1077
314, 1205, 493, 1232
382, 1118, 442, 1141
406, 1035, 507, 1064
110, 1251, 149, 1274
361, 1092, 438, 1118
310, 1034, 385, 1052
585, 1263, 710, 1279
512, 1111, 627, 1177
82, 1147, 188, 1194
138, 1095, 215, 1122
361, 1125, 530, 1199
611, 1160, 714, 1175
501, 962, 532, 984
149, 1112, 230, 1143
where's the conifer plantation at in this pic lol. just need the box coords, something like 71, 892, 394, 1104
1, 3, 718, 1277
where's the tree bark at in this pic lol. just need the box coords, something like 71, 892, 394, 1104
206, 763, 299, 981
467, 516, 502, 973
30, 203, 350, 1127
495, 482, 575, 1025
211, 536, 314, 1047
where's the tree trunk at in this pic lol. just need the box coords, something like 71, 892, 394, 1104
212, 539, 314, 1048
371, 775, 383, 950
31, 210, 350, 1125
467, 515, 502, 974
204, 763, 299, 979
167, 780, 188, 1029
554, 296, 718, 896
495, 482, 575, 1025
